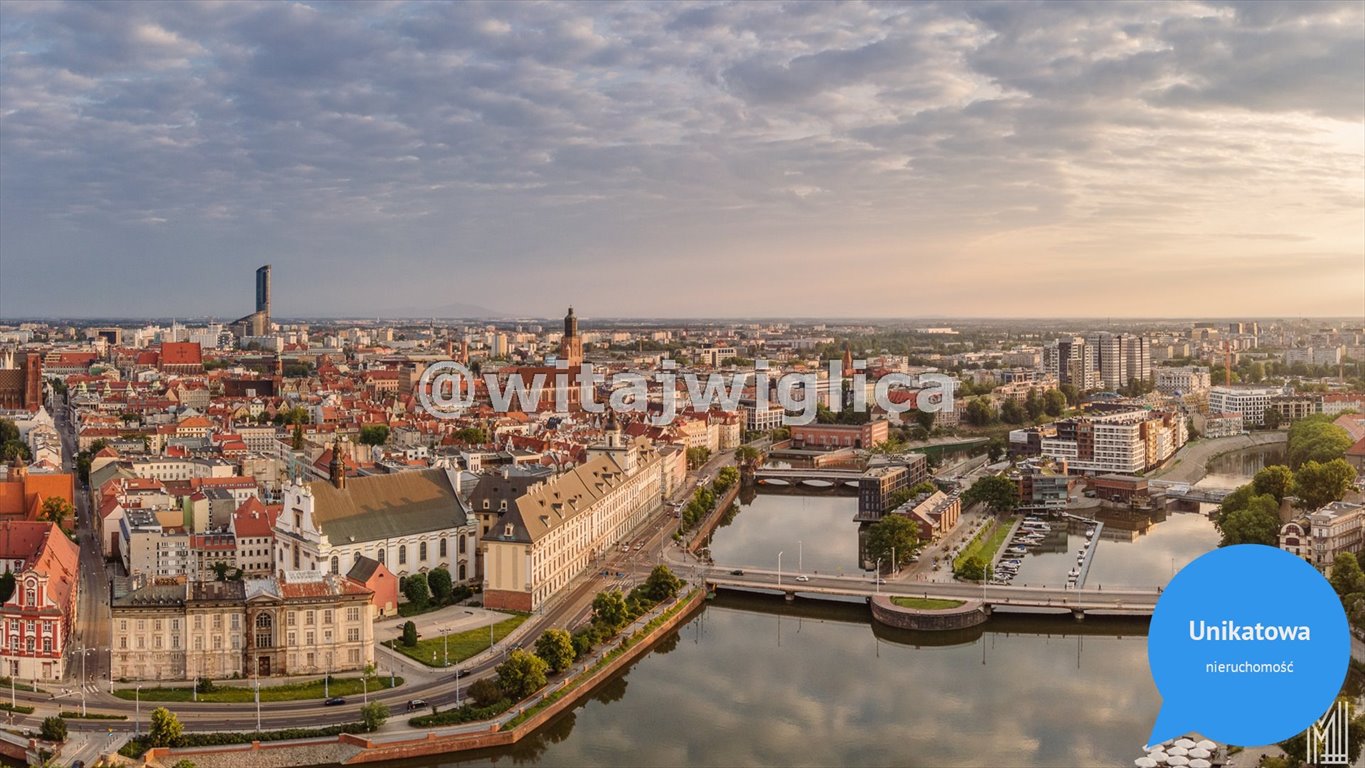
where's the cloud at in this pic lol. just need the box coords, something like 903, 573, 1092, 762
0, 1, 1360, 318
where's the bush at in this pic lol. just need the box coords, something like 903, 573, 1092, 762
427, 567, 453, 603
402, 620, 418, 647
408, 698, 511, 727
119, 723, 370, 758
39, 716, 66, 742
403, 573, 430, 607
467, 677, 503, 708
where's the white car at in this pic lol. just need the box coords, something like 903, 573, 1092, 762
795, 575, 810, 582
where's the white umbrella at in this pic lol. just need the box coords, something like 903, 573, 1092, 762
1147, 751, 1169, 764
1175, 739, 1197, 749
1195, 740, 1216, 751
1166, 757, 1189, 767
1187, 748, 1210, 759
1167, 746, 1189, 757
1135, 758, 1158, 768
1188, 760, 1211, 768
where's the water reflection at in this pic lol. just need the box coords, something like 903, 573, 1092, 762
705, 491, 865, 574
393, 594, 1167, 768
1009, 510, 1218, 589
1196, 444, 1287, 490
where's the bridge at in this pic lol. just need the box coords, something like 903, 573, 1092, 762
753, 467, 865, 488
702, 568, 1159, 619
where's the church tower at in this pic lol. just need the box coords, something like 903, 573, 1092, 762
560, 307, 584, 368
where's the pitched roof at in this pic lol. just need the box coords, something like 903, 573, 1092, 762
305, 469, 470, 545
487, 455, 629, 544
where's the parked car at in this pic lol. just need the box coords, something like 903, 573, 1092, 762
324, 696, 346, 706
730, 569, 745, 576
407, 699, 428, 711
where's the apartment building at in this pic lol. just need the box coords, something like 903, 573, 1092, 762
119, 509, 190, 578
483, 440, 664, 612
1155, 366, 1211, 396
1009, 409, 1187, 475
1207, 386, 1282, 427
0, 521, 79, 680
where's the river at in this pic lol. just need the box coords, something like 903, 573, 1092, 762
391, 448, 1290, 767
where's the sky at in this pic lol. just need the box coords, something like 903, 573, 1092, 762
1, 1, 1362, 320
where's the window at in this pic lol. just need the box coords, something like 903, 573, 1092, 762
194, 637, 202, 651
42, 638, 51, 654
24, 588, 35, 606
231, 614, 240, 629
193, 615, 202, 629
213, 636, 222, 649
306, 610, 314, 625
347, 627, 360, 643
439, 538, 447, 558
323, 610, 333, 625
419, 542, 427, 561
324, 630, 332, 643
287, 612, 295, 626
347, 607, 360, 622
119, 637, 127, 650
377, 548, 385, 564
398, 545, 407, 565
306, 631, 314, 645
330, 556, 339, 574
254, 612, 273, 648
287, 632, 296, 645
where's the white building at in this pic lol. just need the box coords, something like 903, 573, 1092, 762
1155, 366, 1211, 396
274, 462, 479, 583
1208, 386, 1282, 427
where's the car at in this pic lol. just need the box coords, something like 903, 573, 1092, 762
795, 575, 810, 582
730, 569, 744, 576
407, 699, 428, 711
323, 696, 346, 706
873, 578, 887, 584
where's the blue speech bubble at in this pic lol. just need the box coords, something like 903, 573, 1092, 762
1147, 544, 1349, 747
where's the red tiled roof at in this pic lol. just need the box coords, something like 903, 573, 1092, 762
160, 342, 203, 366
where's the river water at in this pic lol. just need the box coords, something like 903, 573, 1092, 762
399, 596, 1160, 768
393, 448, 1287, 768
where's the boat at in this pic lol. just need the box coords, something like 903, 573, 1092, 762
1068, 568, 1080, 577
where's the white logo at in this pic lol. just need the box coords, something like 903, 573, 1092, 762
1309, 700, 1351, 766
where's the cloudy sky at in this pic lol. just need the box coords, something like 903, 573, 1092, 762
1, 1, 1362, 319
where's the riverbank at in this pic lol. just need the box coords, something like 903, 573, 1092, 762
1149, 431, 1286, 484
687, 482, 741, 553
136, 590, 706, 768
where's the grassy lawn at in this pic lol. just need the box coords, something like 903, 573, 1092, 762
954, 519, 1014, 570
890, 596, 966, 610
386, 615, 528, 668
112, 674, 403, 703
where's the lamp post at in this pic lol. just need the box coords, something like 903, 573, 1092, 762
875, 559, 882, 594
443, 626, 449, 668
798, 540, 803, 574
454, 665, 460, 707
777, 551, 783, 587
254, 675, 261, 732
135, 684, 142, 737
80, 644, 87, 716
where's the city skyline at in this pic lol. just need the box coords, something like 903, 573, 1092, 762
2, 1, 1363, 319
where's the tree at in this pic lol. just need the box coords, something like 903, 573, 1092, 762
1294, 458, 1357, 510
454, 427, 488, 444
169, 761, 198, 768
999, 399, 1025, 425
401, 620, 418, 647
534, 628, 575, 674
427, 567, 453, 604
211, 561, 231, 582
359, 424, 390, 446
1024, 389, 1044, 422
685, 447, 711, 469
986, 437, 1005, 463
1215, 494, 1281, 547
1287, 416, 1353, 469
591, 589, 629, 633
1331, 552, 1365, 597
1261, 407, 1283, 430
733, 445, 761, 467
964, 397, 997, 427
864, 515, 920, 571
641, 565, 683, 602
495, 649, 549, 700
40, 497, 73, 527
402, 572, 430, 607
955, 555, 987, 582
962, 475, 1019, 515
468, 677, 503, 707
0, 571, 13, 603
914, 408, 936, 434
39, 716, 66, 742
1252, 465, 1296, 502
1058, 383, 1080, 406
147, 707, 183, 748
359, 701, 389, 732
1042, 389, 1066, 417
290, 423, 304, 451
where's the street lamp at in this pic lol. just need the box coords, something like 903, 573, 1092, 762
798, 540, 803, 574
443, 626, 449, 668
777, 551, 783, 587
875, 559, 882, 594
135, 683, 142, 736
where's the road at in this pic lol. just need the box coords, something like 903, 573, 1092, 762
27, 415, 746, 736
